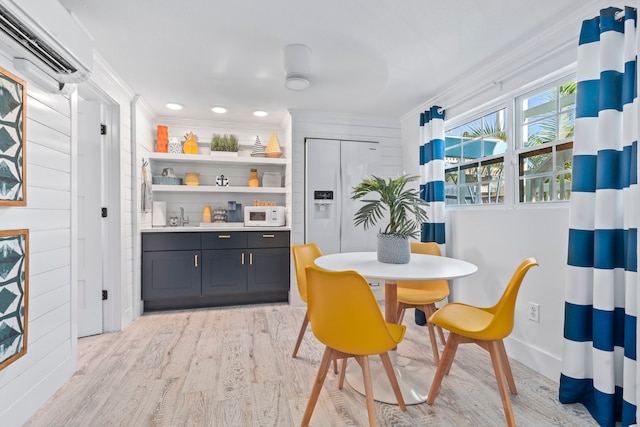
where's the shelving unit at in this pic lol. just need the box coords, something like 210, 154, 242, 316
148, 152, 287, 166
152, 185, 286, 194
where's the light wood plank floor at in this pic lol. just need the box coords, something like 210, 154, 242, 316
25, 304, 596, 426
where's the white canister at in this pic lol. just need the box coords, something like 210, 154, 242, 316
152, 201, 167, 226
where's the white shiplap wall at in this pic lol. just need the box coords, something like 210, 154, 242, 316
0, 57, 76, 426
289, 110, 403, 305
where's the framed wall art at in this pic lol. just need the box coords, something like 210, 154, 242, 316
0, 67, 26, 205
0, 229, 29, 371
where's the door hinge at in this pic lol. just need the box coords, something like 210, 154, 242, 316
102, 290, 108, 300
100, 124, 107, 135
101, 207, 108, 218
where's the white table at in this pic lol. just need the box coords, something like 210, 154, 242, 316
314, 251, 477, 405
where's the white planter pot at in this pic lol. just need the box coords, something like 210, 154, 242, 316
377, 233, 410, 264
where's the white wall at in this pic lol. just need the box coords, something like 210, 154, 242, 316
289, 110, 403, 304
0, 56, 77, 426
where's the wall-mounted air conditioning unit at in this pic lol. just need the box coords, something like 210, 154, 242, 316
0, 0, 93, 86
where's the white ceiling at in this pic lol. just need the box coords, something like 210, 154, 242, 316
58, 0, 617, 125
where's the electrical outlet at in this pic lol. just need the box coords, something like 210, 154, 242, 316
529, 302, 540, 322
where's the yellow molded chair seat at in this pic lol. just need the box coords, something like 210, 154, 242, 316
396, 241, 449, 364
426, 258, 538, 427
291, 243, 339, 374
301, 266, 407, 427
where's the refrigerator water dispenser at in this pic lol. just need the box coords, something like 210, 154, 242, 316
313, 190, 334, 219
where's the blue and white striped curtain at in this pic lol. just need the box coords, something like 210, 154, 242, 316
559, 7, 639, 427
419, 106, 446, 244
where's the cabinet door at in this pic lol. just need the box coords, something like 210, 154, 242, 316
142, 250, 201, 299
201, 249, 247, 296
247, 248, 290, 293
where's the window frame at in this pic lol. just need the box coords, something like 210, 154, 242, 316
442, 71, 576, 208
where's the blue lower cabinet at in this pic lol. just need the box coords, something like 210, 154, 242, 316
142, 231, 290, 311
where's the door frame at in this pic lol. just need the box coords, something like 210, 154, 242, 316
74, 81, 121, 333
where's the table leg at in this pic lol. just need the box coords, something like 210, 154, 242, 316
344, 279, 431, 405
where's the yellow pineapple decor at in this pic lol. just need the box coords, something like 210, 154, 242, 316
183, 131, 199, 154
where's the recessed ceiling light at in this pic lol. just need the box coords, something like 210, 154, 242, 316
166, 103, 183, 110
253, 110, 268, 117
212, 107, 227, 114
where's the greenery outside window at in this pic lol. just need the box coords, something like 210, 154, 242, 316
516, 77, 576, 203
444, 108, 507, 205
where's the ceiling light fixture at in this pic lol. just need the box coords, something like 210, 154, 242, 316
211, 107, 227, 114
253, 110, 268, 117
284, 44, 311, 91
166, 103, 183, 110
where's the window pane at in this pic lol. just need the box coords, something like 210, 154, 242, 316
559, 82, 577, 112
480, 159, 504, 181
523, 118, 557, 147
559, 111, 575, 139
522, 88, 556, 123
462, 118, 482, 141
519, 147, 552, 176
445, 168, 458, 184
461, 165, 478, 183
460, 184, 480, 204
556, 173, 572, 200
462, 139, 482, 162
555, 143, 573, 172
520, 176, 551, 202
483, 109, 507, 136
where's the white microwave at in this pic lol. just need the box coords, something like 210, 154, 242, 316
244, 206, 286, 226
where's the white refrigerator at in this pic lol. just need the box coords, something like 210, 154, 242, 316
305, 138, 382, 255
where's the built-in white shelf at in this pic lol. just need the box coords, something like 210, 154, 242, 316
147, 152, 286, 166
152, 185, 286, 194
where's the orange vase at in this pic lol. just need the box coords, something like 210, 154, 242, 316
156, 125, 168, 152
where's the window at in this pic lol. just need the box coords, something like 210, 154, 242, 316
444, 108, 507, 205
516, 78, 575, 203
443, 74, 576, 206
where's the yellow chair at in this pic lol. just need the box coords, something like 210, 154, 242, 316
396, 241, 449, 364
291, 243, 323, 358
426, 258, 538, 427
301, 266, 407, 427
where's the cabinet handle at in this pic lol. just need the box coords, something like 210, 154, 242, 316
242, 253, 245, 265
250, 253, 253, 265
218, 235, 231, 239
262, 234, 275, 238
194, 254, 198, 267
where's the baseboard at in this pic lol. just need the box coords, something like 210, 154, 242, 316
505, 335, 561, 382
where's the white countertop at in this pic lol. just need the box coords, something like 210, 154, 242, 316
141, 225, 291, 233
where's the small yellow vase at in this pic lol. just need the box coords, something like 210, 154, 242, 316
202, 206, 211, 223
248, 168, 259, 187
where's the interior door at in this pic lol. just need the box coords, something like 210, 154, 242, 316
77, 100, 103, 337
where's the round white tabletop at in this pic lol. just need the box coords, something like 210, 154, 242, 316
313, 251, 478, 405
314, 251, 478, 282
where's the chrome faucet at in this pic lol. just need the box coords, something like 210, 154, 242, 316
179, 207, 189, 226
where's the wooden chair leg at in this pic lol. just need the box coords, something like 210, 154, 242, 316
497, 340, 517, 394
435, 325, 446, 345
396, 304, 407, 324
292, 311, 309, 358
301, 347, 334, 427
333, 359, 338, 374
356, 355, 377, 427
427, 333, 460, 404
422, 304, 440, 365
488, 341, 516, 427
379, 352, 406, 410
338, 358, 347, 389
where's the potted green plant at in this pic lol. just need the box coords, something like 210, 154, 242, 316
352, 174, 429, 264
210, 134, 239, 156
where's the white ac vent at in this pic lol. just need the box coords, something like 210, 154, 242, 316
0, 0, 92, 84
